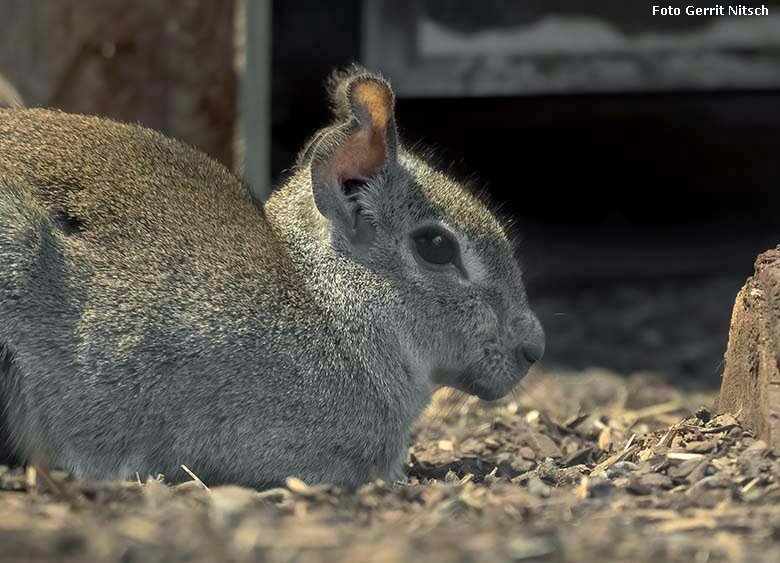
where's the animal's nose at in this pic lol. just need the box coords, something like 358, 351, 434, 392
515, 337, 545, 366
512, 313, 545, 366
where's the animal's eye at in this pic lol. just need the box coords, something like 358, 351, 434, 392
412, 227, 458, 266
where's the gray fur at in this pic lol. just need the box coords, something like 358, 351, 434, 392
0, 67, 543, 488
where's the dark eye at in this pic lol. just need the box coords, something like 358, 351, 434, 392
412, 227, 458, 265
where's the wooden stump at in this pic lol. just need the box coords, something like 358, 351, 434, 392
719, 247, 780, 445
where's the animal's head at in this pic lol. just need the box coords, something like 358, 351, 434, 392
299, 65, 544, 401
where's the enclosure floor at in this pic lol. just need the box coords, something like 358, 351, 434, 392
1, 369, 776, 563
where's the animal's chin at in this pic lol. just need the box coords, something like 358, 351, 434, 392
432, 352, 530, 401
433, 367, 520, 402
465, 381, 510, 402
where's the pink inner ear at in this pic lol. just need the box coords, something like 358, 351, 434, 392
328, 125, 387, 183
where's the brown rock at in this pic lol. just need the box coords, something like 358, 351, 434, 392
521, 430, 563, 459
719, 248, 780, 446
626, 478, 652, 495
686, 439, 718, 453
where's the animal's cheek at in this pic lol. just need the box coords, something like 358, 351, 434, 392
456, 296, 502, 336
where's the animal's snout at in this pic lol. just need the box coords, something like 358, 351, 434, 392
515, 337, 545, 366
511, 312, 545, 367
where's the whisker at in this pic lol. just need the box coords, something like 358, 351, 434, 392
442, 388, 467, 419
454, 391, 471, 417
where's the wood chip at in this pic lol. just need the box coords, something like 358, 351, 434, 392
180, 465, 210, 491
25, 466, 36, 489
564, 413, 590, 429
655, 426, 678, 448
591, 445, 641, 476
656, 518, 718, 533
598, 427, 613, 451
437, 440, 454, 452
741, 477, 761, 494
285, 476, 311, 494
666, 452, 705, 461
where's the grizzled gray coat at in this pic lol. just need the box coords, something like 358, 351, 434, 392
0, 67, 543, 488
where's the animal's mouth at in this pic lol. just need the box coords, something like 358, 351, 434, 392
431, 336, 541, 401
462, 378, 510, 402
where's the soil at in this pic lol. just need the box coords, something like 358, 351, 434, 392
2, 369, 779, 563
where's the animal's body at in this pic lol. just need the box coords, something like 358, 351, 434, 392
0, 67, 543, 487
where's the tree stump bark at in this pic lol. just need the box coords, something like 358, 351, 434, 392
719, 247, 780, 445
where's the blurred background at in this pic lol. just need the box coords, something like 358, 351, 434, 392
0, 0, 777, 384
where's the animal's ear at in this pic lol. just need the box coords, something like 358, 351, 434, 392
307, 68, 398, 249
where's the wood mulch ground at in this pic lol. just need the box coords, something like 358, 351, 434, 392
1, 369, 777, 563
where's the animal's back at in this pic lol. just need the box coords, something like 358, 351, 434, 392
0, 108, 271, 258
0, 110, 287, 477
0, 109, 282, 335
